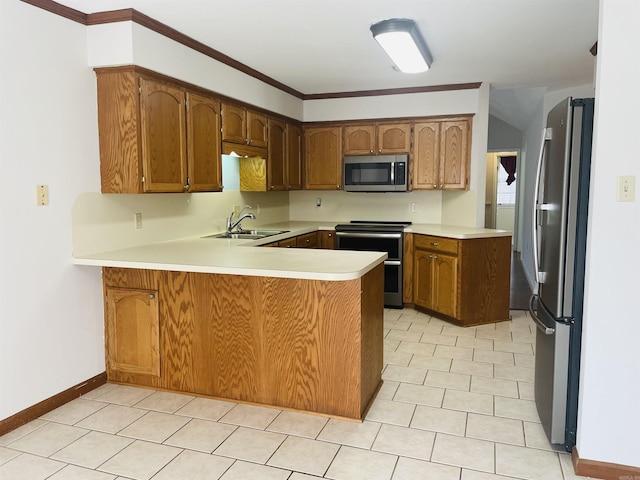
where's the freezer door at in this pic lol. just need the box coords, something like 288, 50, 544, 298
537, 98, 574, 318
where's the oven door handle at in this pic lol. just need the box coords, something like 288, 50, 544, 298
384, 260, 402, 266
335, 232, 402, 239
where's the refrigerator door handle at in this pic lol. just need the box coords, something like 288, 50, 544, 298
529, 294, 555, 335
532, 127, 553, 286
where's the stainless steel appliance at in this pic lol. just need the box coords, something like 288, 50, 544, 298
335, 221, 410, 307
343, 154, 408, 192
530, 97, 594, 451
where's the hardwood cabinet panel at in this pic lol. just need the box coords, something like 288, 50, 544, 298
296, 232, 319, 248
319, 230, 335, 249
105, 286, 160, 377
278, 237, 297, 248
412, 117, 471, 190
304, 126, 342, 190
239, 157, 267, 191
344, 125, 376, 155
247, 111, 267, 148
413, 122, 440, 190
96, 67, 222, 194
286, 123, 303, 190
221, 103, 246, 144
187, 92, 222, 192
102, 266, 383, 420
268, 118, 287, 190
440, 120, 471, 189
412, 234, 510, 326
139, 78, 188, 192
378, 123, 411, 154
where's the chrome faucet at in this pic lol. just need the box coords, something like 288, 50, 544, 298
226, 205, 255, 233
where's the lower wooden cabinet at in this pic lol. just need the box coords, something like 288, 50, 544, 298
319, 230, 335, 249
105, 286, 160, 377
101, 265, 383, 420
412, 234, 511, 326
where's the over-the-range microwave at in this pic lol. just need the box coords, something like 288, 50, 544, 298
343, 154, 408, 192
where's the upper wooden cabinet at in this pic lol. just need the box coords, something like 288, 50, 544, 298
267, 118, 287, 190
413, 118, 471, 190
222, 103, 267, 148
96, 67, 222, 193
304, 126, 342, 190
344, 123, 411, 155
286, 123, 303, 190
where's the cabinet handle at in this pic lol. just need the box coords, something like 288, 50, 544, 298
433, 184, 437, 188
431, 242, 439, 246
148, 293, 155, 299
270, 185, 274, 190
336, 185, 340, 189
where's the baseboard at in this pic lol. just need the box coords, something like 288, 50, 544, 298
0, 372, 107, 437
573, 446, 640, 480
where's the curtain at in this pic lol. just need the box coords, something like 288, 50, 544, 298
500, 155, 517, 185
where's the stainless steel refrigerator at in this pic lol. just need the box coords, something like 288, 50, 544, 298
530, 97, 594, 451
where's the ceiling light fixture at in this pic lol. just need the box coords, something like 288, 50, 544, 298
370, 18, 433, 74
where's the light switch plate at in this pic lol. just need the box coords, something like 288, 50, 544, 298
36, 185, 49, 206
617, 175, 635, 202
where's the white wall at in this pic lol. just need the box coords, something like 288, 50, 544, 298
488, 114, 522, 151
576, 0, 640, 467
0, 1, 105, 418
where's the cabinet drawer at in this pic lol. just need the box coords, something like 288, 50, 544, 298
278, 238, 297, 248
414, 235, 459, 254
296, 232, 319, 248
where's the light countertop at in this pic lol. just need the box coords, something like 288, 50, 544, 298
73, 222, 509, 281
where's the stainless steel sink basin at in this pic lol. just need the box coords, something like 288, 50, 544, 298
203, 229, 289, 240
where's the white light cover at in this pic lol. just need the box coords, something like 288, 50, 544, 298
375, 30, 429, 73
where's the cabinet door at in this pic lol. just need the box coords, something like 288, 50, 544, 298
139, 78, 187, 192
278, 237, 297, 248
440, 120, 470, 190
319, 230, 335, 249
378, 123, 411, 154
414, 249, 434, 309
247, 111, 267, 148
221, 103, 246, 144
296, 232, 319, 248
187, 92, 222, 192
106, 286, 160, 376
268, 118, 287, 190
344, 125, 375, 155
304, 127, 342, 190
412, 122, 440, 190
432, 254, 458, 317
286, 123, 302, 190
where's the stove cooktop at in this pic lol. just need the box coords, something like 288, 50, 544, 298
334, 220, 412, 232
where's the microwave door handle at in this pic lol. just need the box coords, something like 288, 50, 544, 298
390, 162, 395, 184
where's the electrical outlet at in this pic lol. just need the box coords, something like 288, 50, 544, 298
233, 204, 241, 214
617, 176, 635, 202
316, 197, 322, 210
256, 203, 261, 215
134, 212, 142, 229
36, 185, 49, 206
411, 202, 417, 213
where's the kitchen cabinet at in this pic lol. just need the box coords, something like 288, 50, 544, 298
102, 265, 383, 420
296, 232, 319, 248
304, 126, 343, 190
344, 123, 411, 155
412, 118, 471, 190
105, 286, 160, 377
267, 118, 287, 190
95, 67, 222, 193
286, 123, 303, 190
319, 230, 336, 249
413, 234, 511, 326
222, 102, 267, 148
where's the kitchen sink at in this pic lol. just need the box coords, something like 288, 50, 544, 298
203, 229, 289, 240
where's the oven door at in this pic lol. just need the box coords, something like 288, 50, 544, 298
335, 232, 402, 259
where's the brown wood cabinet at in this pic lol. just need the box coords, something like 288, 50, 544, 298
344, 123, 411, 155
105, 286, 160, 377
296, 232, 319, 248
222, 103, 267, 148
102, 265, 383, 420
304, 126, 342, 190
413, 234, 511, 326
412, 118, 471, 190
319, 230, 336, 249
286, 123, 303, 190
267, 118, 287, 191
96, 67, 222, 193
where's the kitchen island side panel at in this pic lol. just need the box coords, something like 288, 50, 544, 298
102, 266, 383, 419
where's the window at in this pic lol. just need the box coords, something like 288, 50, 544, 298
497, 163, 517, 205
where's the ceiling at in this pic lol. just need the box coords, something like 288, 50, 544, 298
54, 0, 599, 129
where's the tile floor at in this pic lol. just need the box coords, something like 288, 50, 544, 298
0, 308, 590, 480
